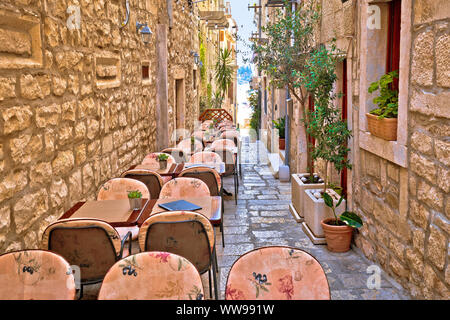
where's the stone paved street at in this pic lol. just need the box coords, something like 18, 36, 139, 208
213, 135, 411, 300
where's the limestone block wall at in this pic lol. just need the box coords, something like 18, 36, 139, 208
352, 0, 450, 299
0, 0, 199, 252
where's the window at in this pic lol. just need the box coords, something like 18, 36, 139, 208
358, 0, 410, 168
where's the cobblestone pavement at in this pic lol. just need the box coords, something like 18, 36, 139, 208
214, 136, 411, 300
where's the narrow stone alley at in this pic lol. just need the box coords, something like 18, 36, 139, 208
215, 134, 411, 300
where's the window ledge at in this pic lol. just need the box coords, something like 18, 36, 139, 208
359, 130, 408, 168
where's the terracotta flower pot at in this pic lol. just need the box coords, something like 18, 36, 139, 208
321, 218, 353, 253
366, 113, 397, 141
279, 138, 285, 150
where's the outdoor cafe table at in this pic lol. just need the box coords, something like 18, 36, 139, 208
59, 199, 151, 228
60, 197, 222, 227
150, 196, 222, 225
127, 162, 225, 178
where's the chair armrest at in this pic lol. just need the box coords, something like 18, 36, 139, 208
119, 231, 132, 258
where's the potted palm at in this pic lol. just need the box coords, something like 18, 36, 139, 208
128, 190, 142, 210
157, 153, 169, 170
321, 192, 363, 252
272, 117, 286, 150
366, 70, 399, 141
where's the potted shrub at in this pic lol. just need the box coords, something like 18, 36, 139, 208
301, 44, 352, 244
157, 153, 169, 170
272, 117, 286, 150
366, 70, 399, 141
128, 190, 142, 210
321, 192, 363, 252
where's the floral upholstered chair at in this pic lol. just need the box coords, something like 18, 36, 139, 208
225, 246, 330, 300
0, 250, 76, 300
98, 252, 205, 300
142, 152, 176, 170
159, 177, 210, 199
97, 178, 150, 240
42, 218, 131, 299
138, 211, 218, 299
161, 148, 188, 163
189, 151, 223, 164
211, 138, 236, 150
177, 138, 203, 155
121, 169, 165, 199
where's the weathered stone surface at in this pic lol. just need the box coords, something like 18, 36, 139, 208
426, 225, 447, 270
410, 152, 437, 183
82, 163, 94, 194
411, 30, 434, 86
410, 89, 450, 119
36, 103, 61, 127
413, 0, 450, 25
0, 77, 16, 101
437, 166, 450, 193
410, 200, 430, 229
49, 178, 68, 208
52, 76, 67, 96
52, 150, 75, 176
411, 131, 433, 155
0, 206, 11, 230
13, 189, 48, 234
436, 33, 450, 87
417, 180, 444, 211
10, 134, 43, 164
435, 140, 450, 166
55, 51, 83, 71
0, 28, 31, 56
20, 74, 43, 100
75, 144, 87, 165
2, 106, 33, 134
30, 162, 52, 188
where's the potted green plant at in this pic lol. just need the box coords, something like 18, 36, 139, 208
366, 70, 399, 141
301, 44, 353, 244
321, 192, 363, 252
128, 190, 142, 210
157, 153, 169, 170
272, 117, 286, 150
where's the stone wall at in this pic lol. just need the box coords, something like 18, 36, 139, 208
0, 0, 200, 252
351, 0, 450, 299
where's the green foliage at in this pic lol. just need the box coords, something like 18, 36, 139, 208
272, 117, 285, 139
157, 153, 169, 161
127, 190, 142, 199
199, 33, 207, 82
323, 192, 362, 228
305, 43, 352, 192
248, 90, 260, 132
368, 70, 399, 119
340, 211, 363, 228
214, 48, 234, 108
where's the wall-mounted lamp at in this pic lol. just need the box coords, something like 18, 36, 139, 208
190, 50, 200, 65
136, 21, 152, 44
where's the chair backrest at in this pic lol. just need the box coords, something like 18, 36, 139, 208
42, 219, 123, 284
161, 148, 187, 163
220, 131, 239, 147
189, 151, 222, 164
211, 139, 236, 150
159, 177, 210, 199
225, 246, 330, 300
142, 152, 176, 167
179, 167, 221, 196
98, 252, 204, 300
139, 211, 215, 274
210, 148, 235, 176
0, 250, 76, 300
177, 139, 203, 154
121, 169, 163, 199
97, 178, 150, 201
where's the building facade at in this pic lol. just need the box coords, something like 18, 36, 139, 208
257, 0, 449, 299
0, 0, 202, 252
